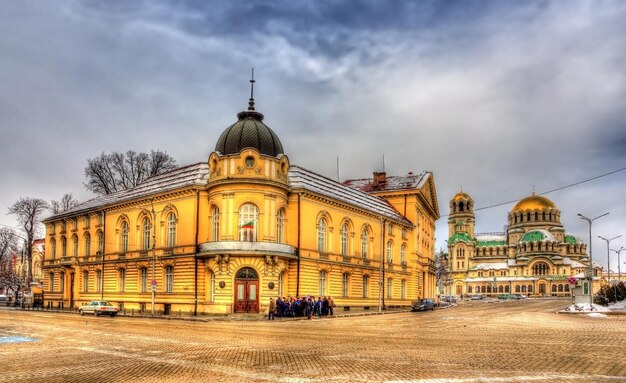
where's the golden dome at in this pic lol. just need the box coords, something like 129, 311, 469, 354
512, 192, 557, 212
452, 192, 472, 202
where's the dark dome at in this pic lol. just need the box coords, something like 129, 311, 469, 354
214, 110, 284, 157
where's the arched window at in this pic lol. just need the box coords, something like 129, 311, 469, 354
276, 209, 285, 243
165, 266, 174, 292
72, 235, 78, 257
142, 217, 151, 250
120, 221, 129, 253
481, 286, 486, 293
527, 285, 533, 293
498, 285, 504, 293
387, 278, 393, 299
340, 223, 349, 256
317, 218, 327, 253
400, 244, 407, 265
212, 207, 220, 242
505, 285, 510, 293
319, 270, 327, 296
361, 228, 368, 258
521, 285, 527, 293
468, 286, 473, 294
61, 237, 67, 257
515, 285, 521, 293
564, 284, 570, 292
97, 231, 104, 254
552, 284, 557, 293
238, 204, 258, 242
84, 233, 91, 257
386, 241, 393, 263
50, 238, 56, 259
532, 262, 549, 276
342, 273, 349, 297
166, 213, 176, 247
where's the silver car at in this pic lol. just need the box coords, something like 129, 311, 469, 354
79, 301, 118, 317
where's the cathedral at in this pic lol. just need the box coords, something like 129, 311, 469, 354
41, 86, 439, 315
447, 192, 600, 297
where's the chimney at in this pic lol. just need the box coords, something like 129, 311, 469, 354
372, 172, 387, 188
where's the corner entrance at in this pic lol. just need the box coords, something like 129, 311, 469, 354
234, 267, 259, 313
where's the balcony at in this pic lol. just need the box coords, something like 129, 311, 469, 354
197, 241, 296, 257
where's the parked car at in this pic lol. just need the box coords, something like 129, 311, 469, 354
79, 301, 118, 317
440, 295, 457, 303
470, 294, 484, 300
412, 299, 436, 312
510, 294, 524, 300
498, 294, 513, 300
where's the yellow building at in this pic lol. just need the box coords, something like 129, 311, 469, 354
41, 93, 439, 314
447, 192, 601, 297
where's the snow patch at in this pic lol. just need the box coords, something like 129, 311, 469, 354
563, 303, 610, 312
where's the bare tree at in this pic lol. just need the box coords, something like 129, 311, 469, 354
0, 228, 21, 302
7, 198, 49, 286
50, 193, 79, 214
84, 150, 177, 195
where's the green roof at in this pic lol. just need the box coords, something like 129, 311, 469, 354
565, 235, 577, 245
448, 232, 472, 244
521, 231, 545, 242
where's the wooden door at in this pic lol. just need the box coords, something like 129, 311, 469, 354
234, 280, 259, 313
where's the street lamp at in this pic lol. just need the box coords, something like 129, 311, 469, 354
578, 212, 609, 306
611, 246, 625, 285
598, 235, 621, 284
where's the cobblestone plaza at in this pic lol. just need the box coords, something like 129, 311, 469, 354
1, 299, 625, 382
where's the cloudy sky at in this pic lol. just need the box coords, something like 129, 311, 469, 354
1, 1, 625, 269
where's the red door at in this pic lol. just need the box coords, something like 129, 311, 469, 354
233, 267, 259, 313
234, 280, 259, 313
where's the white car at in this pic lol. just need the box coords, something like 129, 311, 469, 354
79, 301, 119, 317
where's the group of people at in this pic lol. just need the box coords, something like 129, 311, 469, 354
267, 296, 336, 320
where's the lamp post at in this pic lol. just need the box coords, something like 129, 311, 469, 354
598, 235, 621, 284
599, 236, 621, 303
578, 212, 609, 306
612, 246, 625, 286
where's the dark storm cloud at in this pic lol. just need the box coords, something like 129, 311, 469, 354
1, 0, 625, 268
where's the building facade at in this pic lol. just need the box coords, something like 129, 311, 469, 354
447, 192, 600, 297
41, 95, 439, 314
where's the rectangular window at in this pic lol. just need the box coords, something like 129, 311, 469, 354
165, 266, 174, 292
96, 270, 101, 293
362, 275, 369, 298
387, 278, 393, 299
60, 272, 65, 293
83, 271, 89, 293
401, 280, 406, 300
141, 268, 148, 293
342, 273, 349, 298
119, 269, 126, 292
49, 273, 55, 292
319, 271, 327, 296
85, 216, 90, 229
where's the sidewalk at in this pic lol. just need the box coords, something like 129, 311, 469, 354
0, 304, 414, 322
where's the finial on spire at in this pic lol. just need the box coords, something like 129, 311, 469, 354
248, 68, 256, 111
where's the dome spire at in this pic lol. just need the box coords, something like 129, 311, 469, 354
248, 68, 256, 111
